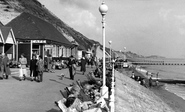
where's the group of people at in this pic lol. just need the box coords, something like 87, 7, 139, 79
29, 54, 44, 82
130, 71, 147, 87
56, 78, 109, 112
18, 54, 44, 82
67, 55, 96, 80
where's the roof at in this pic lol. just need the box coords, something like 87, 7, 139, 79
0, 27, 11, 42
6, 12, 71, 46
0, 26, 16, 44
0, 21, 4, 27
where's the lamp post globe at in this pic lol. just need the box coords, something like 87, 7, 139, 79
99, 2, 109, 99
99, 2, 108, 15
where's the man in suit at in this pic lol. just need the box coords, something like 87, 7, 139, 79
30, 55, 38, 81
68, 55, 76, 80
1, 53, 11, 79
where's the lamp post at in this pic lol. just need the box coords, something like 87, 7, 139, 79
109, 59, 115, 112
108, 41, 112, 65
99, 1, 109, 99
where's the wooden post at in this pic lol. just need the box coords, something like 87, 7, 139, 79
30, 40, 32, 59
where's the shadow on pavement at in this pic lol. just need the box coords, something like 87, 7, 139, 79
11, 76, 20, 81
49, 79, 69, 86
46, 108, 60, 112
12, 76, 33, 81
56, 75, 71, 80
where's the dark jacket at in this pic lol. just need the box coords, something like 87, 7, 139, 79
30, 59, 37, 71
2, 56, 11, 75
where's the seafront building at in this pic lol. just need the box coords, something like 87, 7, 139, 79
6, 12, 78, 64
0, 12, 112, 64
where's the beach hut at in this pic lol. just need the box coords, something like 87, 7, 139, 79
0, 26, 16, 60
6, 12, 72, 63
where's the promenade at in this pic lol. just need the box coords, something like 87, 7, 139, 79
0, 67, 94, 112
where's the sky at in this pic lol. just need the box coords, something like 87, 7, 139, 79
38, 0, 185, 58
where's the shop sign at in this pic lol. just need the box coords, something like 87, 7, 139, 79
32, 40, 46, 43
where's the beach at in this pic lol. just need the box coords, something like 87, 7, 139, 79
120, 66, 185, 112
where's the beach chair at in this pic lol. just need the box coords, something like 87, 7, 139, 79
76, 80, 83, 90
65, 87, 72, 95
55, 98, 103, 112
60, 90, 68, 99
87, 72, 103, 82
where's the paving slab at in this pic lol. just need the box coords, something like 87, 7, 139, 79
0, 67, 94, 112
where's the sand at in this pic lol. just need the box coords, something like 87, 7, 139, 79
151, 86, 185, 112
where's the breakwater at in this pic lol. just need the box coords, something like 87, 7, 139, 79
129, 58, 185, 66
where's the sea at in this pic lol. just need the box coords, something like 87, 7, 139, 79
135, 58, 185, 100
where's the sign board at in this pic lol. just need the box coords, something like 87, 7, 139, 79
45, 45, 53, 48
32, 40, 46, 43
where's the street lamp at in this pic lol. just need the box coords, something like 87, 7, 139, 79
108, 41, 112, 64
109, 59, 115, 112
99, 1, 109, 99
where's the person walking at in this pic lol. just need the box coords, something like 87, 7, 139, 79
30, 55, 38, 81
0, 53, 3, 80
68, 55, 76, 80
36, 55, 44, 82
1, 53, 11, 79
149, 75, 153, 87
46, 55, 53, 72
80, 56, 86, 75
19, 54, 27, 81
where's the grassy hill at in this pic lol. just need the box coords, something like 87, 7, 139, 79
2, 0, 100, 50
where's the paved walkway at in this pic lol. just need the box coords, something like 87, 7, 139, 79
0, 67, 95, 112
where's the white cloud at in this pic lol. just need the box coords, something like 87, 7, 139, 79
159, 8, 172, 20
69, 10, 96, 28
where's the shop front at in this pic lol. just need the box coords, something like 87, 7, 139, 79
17, 39, 72, 65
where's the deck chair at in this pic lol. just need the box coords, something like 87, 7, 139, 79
65, 87, 72, 95
76, 80, 83, 89
55, 98, 102, 112
76, 80, 94, 102
60, 90, 68, 99
55, 98, 67, 112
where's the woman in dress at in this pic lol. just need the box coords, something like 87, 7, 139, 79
19, 53, 27, 81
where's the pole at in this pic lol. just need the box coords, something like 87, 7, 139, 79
109, 60, 115, 112
43, 44, 45, 59
101, 13, 109, 99
2, 44, 4, 54
16, 41, 18, 62
30, 40, 32, 59
13, 43, 15, 60
110, 43, 111, 64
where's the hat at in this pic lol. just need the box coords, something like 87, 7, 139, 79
2, 53, 5, 56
